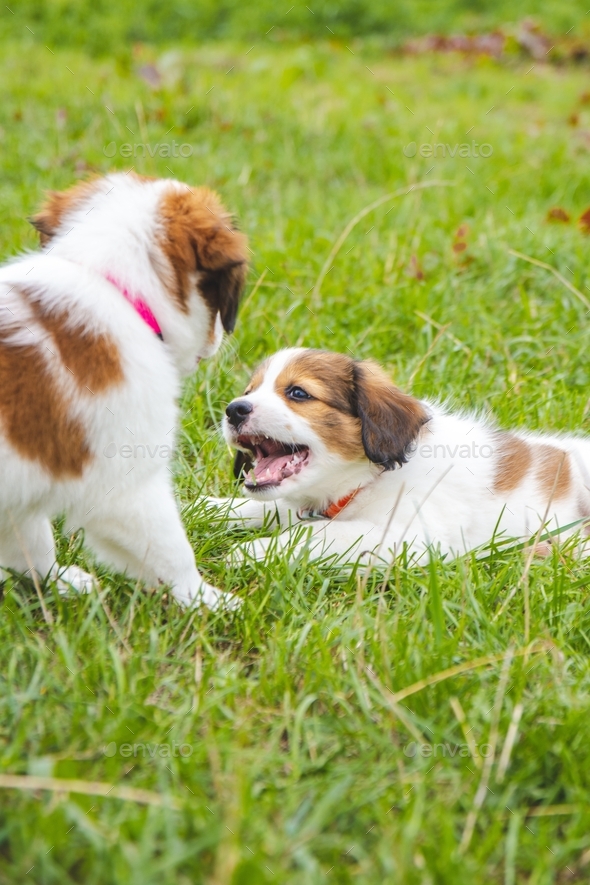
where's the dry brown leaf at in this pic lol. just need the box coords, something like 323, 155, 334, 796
406, 254, 424, 280
547, 207, 570, 223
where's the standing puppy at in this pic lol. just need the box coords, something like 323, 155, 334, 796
0, 172, 247, 609
214, 348, 590, 566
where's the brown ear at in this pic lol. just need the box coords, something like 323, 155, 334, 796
158, 187, 248, 330
199, 260, 246, 335
233, 449, 253, 480
353, 361, 429, 469
29, 191, 71, 245
29, 208, 57, 245
29, 179, 100, 245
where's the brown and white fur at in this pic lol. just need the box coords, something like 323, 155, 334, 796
0, 172, 247, 609
212, 347, 590, 566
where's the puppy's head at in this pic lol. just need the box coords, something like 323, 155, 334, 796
224, 348, 429, 504
30, 173, 248, 374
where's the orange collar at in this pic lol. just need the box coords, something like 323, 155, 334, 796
297, 487, 362, 521
322, 488, 361, 518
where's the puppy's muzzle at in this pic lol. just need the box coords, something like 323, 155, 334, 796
226, 399, 253, 429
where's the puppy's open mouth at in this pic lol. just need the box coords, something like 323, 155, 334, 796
237, 435, 310, 489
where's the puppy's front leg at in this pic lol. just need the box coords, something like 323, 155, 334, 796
206, 496, 295, 530
234, 518, 382, 565
83, 479, 239, 610
304, 519, 384, 561
0, 515, 97, 595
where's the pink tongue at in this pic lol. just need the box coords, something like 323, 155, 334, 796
253, 454, 294, 484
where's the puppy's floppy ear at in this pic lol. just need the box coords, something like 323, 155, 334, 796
29, 191, 67, 245
199, 260, 246, 335
353, 361, 429, 469
29, 208, 56, 245
158, 187, 248, 330
233, 449, 253, 481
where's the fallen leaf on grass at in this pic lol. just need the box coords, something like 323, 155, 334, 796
547, 207, 570, 223
403, 32, 505, 58
402, 21, 590, 66
452, 224, 471, 260
517, 19, 552, 60
406, 254, 424, 280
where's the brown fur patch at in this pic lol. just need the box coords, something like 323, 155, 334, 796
492, 433, 532, 493
158, 186, 248, 331
535, 444, 571, 500
275, 351, 364, 460
274, 350, 428, 467
0, 336, 91, 478
30, 178, 101, 245
244, 360, 269, 394
22, 287, 124, 394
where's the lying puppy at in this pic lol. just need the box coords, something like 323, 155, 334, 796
0, 172, 247, 609
213, 347, 590, 565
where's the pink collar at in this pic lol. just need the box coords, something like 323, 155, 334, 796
104, 274, 163, 340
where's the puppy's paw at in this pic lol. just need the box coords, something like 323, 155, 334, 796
54, 565, 98, 596
202, 496, 265, 529
227, 537, 275, 566
202, 585, 242, 612
205, 496, 232, 508
174, 581, 242, 612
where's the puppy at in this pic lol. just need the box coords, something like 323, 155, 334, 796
212, 347, 590, 566
0, 172, 247, 609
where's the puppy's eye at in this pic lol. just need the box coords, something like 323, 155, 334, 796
286, 385, 311, 402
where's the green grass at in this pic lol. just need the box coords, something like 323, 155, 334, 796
3, 37, 590, 884
2, 0, 589, 53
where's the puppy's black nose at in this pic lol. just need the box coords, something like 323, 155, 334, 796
226, 399, 253, 428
